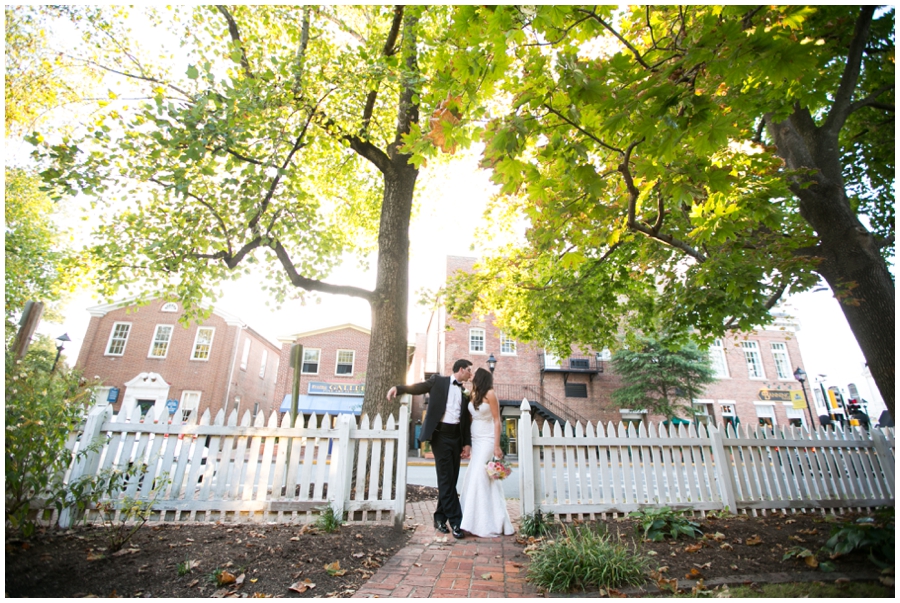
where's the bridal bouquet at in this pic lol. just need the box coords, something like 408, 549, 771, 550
485, 457, 512, 480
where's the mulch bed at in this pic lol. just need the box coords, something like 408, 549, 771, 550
5, 485, 437, 598
6, 488, 892, 598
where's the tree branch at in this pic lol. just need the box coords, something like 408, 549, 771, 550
193, 236, 263, 269
723, 281, 787, 330
575, 7, 653, 70
543, 105, 623, 154
293, 6, 311, 94
216, 5, 254, 79
848, 84, 895, 114
272, 240, 375, 301
822, 6, 875, 138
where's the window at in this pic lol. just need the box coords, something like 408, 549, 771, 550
469, 329, 485, 353
181, 391, 201, 423
240, 338, 251, 370
500, 332, 517, 355
336, 350, 355, 375
137, 399, 155, 417
692, 399, 714, 424
105, 322, 131, 356
755, 403, 776, 427
785, 406, 806, 428
191, 327, 215, 360
569, 358, 590, 369
597, 348, 612, 361
564, 383, 588, 398
770, 342, 792, 380
719, 401, 738, 430
301, 348, 320, 374
741, 341, 765, 379
148, 325, 173, 358
259, 349, 268, 378
161, 302, 178, 312
709, 338, 729, 378
543, 351, 561, 369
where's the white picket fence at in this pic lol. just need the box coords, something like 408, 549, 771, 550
517, 399, 895, 519
54, 396, 410, 528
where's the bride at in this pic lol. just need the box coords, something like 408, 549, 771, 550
459, 367, 514, 538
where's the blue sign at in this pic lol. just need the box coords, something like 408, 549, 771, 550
165, 399, 179, 414
107, 387, 119, 403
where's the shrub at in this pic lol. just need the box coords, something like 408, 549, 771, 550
519, 508, 555, 538
629, 506, 703, 542
315, 505, 344, 533
5, 353, 92, 536
823, 507, 894, 568
526, 524, 648, 592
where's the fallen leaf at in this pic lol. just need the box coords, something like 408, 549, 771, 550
86, 552, 106, 561
746, 535, 763, 546
211, 588, 230, 598
684, 543, 703, 553
805, 556, 819, 568
288, 579, 316, 593
217, 571, 236, 586
720, 543, 733, 551
188, 579, 199, 588
353, 553, 365, 558
235, 573, 246, 586
834, 577, 850, 586
798, 528, 818, 535
324, 561, 347, 576
685, 568, 703, 579
785, 519, 796, 524
250, 578, 258, 584
646, 550, 658, 556
694, 562, 711, 570
482, 573, 492, 580
879, 576, 894, 587
111, 548, 140, 557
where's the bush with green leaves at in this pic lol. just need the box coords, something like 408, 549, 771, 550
519, 508, 555, 538
526, 524, 648, 592
630, 506, 703, 542
823, 507, 894, 568
5, 352, 92, 536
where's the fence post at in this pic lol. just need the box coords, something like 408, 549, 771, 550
393, 396, 410, 529
518, 399, 535, 517
870, 428, 895, 496
58, 403, 111, 528
707, 424, 737, 512
329, 413, 354, 519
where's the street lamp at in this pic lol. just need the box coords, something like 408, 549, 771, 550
487, 353, 497, 374
51, 333, 71, 372
793, 366, 815, 429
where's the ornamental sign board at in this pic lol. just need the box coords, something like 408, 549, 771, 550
107, 387, 120, 403
307, 382, 365, 397
165, 399, 179, 414
757, 389, 792, 402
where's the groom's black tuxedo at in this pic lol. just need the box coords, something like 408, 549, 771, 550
396, 373, 472, 531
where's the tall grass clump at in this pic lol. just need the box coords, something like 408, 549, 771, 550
526, 524, 648, 593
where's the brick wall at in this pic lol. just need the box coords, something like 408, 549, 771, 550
76, 299, 281, 419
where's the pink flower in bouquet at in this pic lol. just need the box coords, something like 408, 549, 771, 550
485, 457, 512, 480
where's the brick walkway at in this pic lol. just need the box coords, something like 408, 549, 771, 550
353, 499, 540, 598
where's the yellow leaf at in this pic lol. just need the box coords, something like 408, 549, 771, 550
746, 535, 763, 546
481, 573, 492, 580
804, 555, 819, 568
217, 571, 236, 586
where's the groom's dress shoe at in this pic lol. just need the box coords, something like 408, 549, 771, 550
434, 519, 449, 534
451, 526, 465, 539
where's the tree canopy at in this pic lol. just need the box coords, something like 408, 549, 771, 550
28, 5, 504, 415
441, 5, 895, 414
609, 333, 716, 420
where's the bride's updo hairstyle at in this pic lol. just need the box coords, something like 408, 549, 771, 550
471, 367, 493, 410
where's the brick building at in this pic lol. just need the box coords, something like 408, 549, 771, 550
272, 324, 373, 419
76, 298, 281, 421
414, 256, 814, 454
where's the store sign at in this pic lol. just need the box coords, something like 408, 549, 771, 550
308, 382, 365, 396
758, 389, 806, 409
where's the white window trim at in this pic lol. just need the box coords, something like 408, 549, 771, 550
500, 332, 517, 355
240, 338, 251, 371
191, 327, 215, 361
718, 400, 737, 415
469, 328, 486, 354
741, 341, 766, 380
770, 342, 793, 380
301, 348, 321, 375
544, 350, 561, 369
754, 401, 777, 426
335, 349, 355, 376
259, 349, 268, 379
709, 338, 730, 379
180, 391, 201, 423
105, 322, 132, 356
161, 302, 178, 312
148, 324, 174, 359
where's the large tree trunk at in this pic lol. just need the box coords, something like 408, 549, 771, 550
767, 110, 895, 418
363, 164, 418, 418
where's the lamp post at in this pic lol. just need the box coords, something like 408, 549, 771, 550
487, 353, 497, 374
793, 366, 815, 429
51, 333, 71, 372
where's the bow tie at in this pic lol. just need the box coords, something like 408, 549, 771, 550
452, 380, 464, 388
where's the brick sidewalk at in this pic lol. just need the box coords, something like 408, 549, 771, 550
353, 500, 540, 598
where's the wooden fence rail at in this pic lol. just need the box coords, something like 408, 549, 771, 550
52, 396, 410, 528
517, 399, 895, 519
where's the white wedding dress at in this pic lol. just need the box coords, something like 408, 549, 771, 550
459, 400, 514, 537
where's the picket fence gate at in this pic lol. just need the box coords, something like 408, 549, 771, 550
516, 399, 895, 519
55, 396, 411, 528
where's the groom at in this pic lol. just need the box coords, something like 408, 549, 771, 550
387, 359, 473, 539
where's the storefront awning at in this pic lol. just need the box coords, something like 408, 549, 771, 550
279, 395, 362, 415
663, 417, 692, 426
